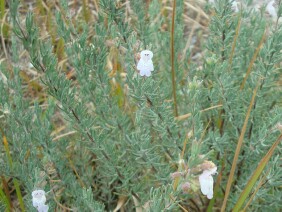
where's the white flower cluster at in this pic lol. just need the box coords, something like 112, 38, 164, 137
208, 0, 280, 22
32, 190, 49, 212
137, 50, 154, 77
170, 158, 217, 199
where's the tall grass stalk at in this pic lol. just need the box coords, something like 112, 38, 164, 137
221, 81, 260, 212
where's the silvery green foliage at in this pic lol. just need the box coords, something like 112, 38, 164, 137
0, 0, 281, 211
76, 187, 105, 211
201, 0, 282, 210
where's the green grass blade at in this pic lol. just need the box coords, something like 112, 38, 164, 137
232, 134, 282, 211
13, 179, 25, 212
0, 187, 11, 212
0, 0, 4, 19
242, 169, 270, 211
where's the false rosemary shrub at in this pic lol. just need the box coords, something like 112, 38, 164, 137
0, 0, 281, 211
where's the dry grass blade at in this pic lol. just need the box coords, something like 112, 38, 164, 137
182, 11, 201, 60
181, 136, 188, 159
184, 1, 209, 20
240, 32, 265, 90
228, 16, 241, 68
82, 0, 91, 23
221, 81, 260, 212
68, 158, 86, 188
1, 10, 9, 59
132, 195, 142, 212
175, 104, 223, 121
113, 195, 127, 212
52, 130, 77, 141
233, 134, 282, 211
182, 14, 207, 29
3, 135, 12, 168
169, 194, 189, 212
93, 0, 99, 12
171, 0, 178, 117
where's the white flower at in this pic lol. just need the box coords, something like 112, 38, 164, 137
32, 190, 46, 206
266, 1, 277, 20
137, 50, 154, 77
32, 190, 49, 212
231, 1, 239, 13
37, 204, 49, 212
199, 167, 217, 199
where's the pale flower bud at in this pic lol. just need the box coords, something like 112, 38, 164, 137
178, 159, 185, 166
187, 131, 193, 139
170, 172, 183, 180
181, 182, 191, 193
275, 122, 282, 132
200, 160, 216, 171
